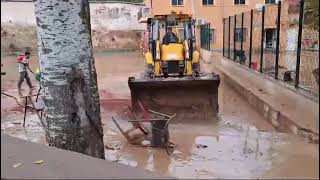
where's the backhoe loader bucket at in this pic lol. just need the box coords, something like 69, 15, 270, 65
128, 73, 220, 122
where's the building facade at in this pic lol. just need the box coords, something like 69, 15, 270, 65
144, 0, 285, 51
1, 1, 150, 51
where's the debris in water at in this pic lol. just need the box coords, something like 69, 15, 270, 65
105, 144, 120, 150
112, 105, 176, 156
12, 122, 21, 125
195, 169, 213, 176
148, 109, 172, 118
33, 160, 44, 164
196, 144, 208, 149
12, 162, 23, 168
105, 144, 114, 150
141, 140, 150, 145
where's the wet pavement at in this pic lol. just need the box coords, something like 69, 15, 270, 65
1, 51, 319, 179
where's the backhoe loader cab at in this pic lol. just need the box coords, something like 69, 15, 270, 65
144, 14, 199, 77
128, 13, 220, 122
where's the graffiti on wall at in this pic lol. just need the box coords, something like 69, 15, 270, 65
90, 3, 146, 30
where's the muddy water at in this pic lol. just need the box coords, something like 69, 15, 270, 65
1, 52, 319, 179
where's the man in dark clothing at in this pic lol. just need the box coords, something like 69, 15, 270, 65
162, 27, 178, 45
17, 51, 34, 91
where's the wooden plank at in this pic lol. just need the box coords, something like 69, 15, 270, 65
124, 127, 138, 135
112, 117, 131, 141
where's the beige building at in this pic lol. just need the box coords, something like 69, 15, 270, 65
143, 0, 285, 50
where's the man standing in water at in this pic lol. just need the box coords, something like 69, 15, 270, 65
17, 51, 34, 92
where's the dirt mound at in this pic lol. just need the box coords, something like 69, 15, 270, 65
1, 24, 143, 53
1, 25, 37, 53
92, 29, 142, 50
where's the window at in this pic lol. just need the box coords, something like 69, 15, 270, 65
265, 28, 277, 49
234, 0, 246, 5
265, 0, 276, 4
143, 8, 150, 14
202, 0, 214, 5
171, 0, 183, 6
210, 29, 215, 42
234, 28, 247, 42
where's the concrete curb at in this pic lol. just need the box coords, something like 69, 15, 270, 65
1, 133, 173, 179
216, 62, 319, 144
200, 49, 212, 64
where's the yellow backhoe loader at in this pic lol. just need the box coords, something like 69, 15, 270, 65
128, 13, 220, 122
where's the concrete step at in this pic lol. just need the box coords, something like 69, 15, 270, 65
1, 133, 171, 179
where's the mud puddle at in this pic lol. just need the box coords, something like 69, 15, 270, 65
1, 51, 319, 179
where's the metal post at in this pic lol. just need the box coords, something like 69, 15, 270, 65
23, 97, 27, 127
295, 0, 304, 88
260, 6, 265, 73
275, 1, 282, 79
223, 18, 225, 57
205, 24, 207, 50
207, 23, 209, 50
36, 86, 41, 102
208, 23, 211, 51
228, 16, 231, 58
208, 23, 210, 50
200, 25, 203, 48
249, 9, 253, 68
203, 24, 205, 49
203, 24, 205, 50
240, 12, 244, 64
200, 25, 202, 48
203, 25, 205, 49
234, 15, 236, 61
205, 24, 208, 50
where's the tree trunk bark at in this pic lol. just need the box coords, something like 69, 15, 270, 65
34, 0, 105, 159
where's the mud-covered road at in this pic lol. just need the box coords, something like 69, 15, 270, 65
1, 51, 319, 179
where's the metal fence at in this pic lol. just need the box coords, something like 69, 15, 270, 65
200, 23, 211, 51
223, 0, 319, 96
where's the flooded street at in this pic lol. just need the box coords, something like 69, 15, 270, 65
1, 51, 319, 179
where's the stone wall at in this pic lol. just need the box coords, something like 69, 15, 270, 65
1, 1, 149, 52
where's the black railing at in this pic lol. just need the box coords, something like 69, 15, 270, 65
223, 0, 319, 96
